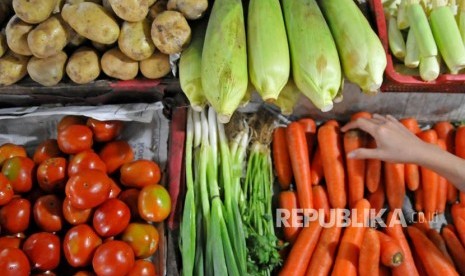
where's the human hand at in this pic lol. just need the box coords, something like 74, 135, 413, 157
341, 114, 426, 163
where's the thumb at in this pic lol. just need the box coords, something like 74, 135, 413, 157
347, 148, 380, 160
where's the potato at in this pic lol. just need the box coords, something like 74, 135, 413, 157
0, 51, 29, 85
148, 0, 167, 20
54, 0, 65, 13
66, 47, 100, 84
12, 0, 57, 24
119, 19, 155, 61
28, 15, 69, 58
140, 52, 170, 79
151, 11, 191, 54
62, 2, 120, 44
68, 30, 87, 48
148, 0, 156, 6
101, 48, 138, 80
27, 51, 67, 86
108, 0, 148, 22
0, 34, 7, 58
167, 0, 207, 20
66, 0, 102, 4
92, 41, 114, 52
6, 15, 33, 56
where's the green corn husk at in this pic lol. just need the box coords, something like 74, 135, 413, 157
274, 79, 301, 116
407, 0, 438, 58
201, 0, 248, 124
459, 0, 465, 45
389, 16, 406, 60
320, 0, 387, 94
398, 0, 410, 29
247, 0, 289, 102
405, 28, 420, 68
282, 0, 341, 112
419, 55, 440, 81
180, 23, 207, 112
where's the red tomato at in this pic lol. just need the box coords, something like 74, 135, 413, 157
57, 125, 93, 155
0, 173, 14, 206
62, 197, 92, 225
99, 141, 134, 174
0, 248, 30, 276
120, 160, 161, 188
121, 223, 159, 258
93, 198, 130, 237
0, 143, 27, 166
23, 232, 60, 271
2, 156, 35, 193
33, 195, 63, 232
57, 115, 86, 132
86, 119, 123, 142
0, 198, 30, 234
0, 236, 22, 250
63, 224, 102, 267
33, 139, 63, 165
92, 240, 135, 276
73, 272, 96, 276
138, 184, 171, 222
108, 179, 121, 199
65, 170, 111, 209
68, 150, 106, 177
118, 189, 140, 220
127, 260, 157, 276
37, 157, 67, 192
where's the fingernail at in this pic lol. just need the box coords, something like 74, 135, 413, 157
347, 152, 356, 159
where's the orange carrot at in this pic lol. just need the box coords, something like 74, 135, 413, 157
359, 228, 380, 276
344, 130, 366, 208
442, 225, 465, 275
317, 124, 346, 208
434, 122, 458, 204
453, 217, 465, 249
368, 178, 385, 215
380, 264, 392, 276
412, 212, 430, 233
324, 120, 339, 127
407, 226, 459, 276
384, 162, 405, 210
426, 229, 454, 267
460, 192, 465, 206
279, 219, 323, 276
436, 139, 448, 214
418, 130, 439, 221
448, 185, 459, 205
286, 122, 313, 210
332, 199, 371, 276
310, 146, 323, 186
312, 186, 329, 220
378, 231, 404, 267
411, 245, 428, 276
279, 191, 301, 244
299, 118, 317, 159
273, 127, 293, 189
451, 203, 465, 222
414, 188, 423, 212
366, 139, 382, 193
455, 126, 465, 158
351, 111, 372, 121
400, 118, 421, 134
400, 118, 421, 191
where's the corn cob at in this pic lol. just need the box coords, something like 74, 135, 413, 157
419, 56, 440, 81
397, 0, 410, 29
459, 0, 465, 46
282, 0, 341, 112
388, 16, 407, 60
405, 28, 420, 68
275, 79, 301, 116
201, 0, 247, 124
407, 0, 438, 58
247, 0, 289, 102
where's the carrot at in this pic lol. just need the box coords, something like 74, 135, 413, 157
412, 212, 430, 233
359, 228, 380, 276
317, 124, 346, 208
385, 211, 419, 276
411, 245, 428, 276
279, 190, 301, 243
350, 111, 372, 121
378, 231, 404, 267
436, 139, 448, 214
400, 118, 421, 134
451, 203, 465, 222
460, 192, 465, 206
455, 126, 465, 157
384, 162, 405, 210
286, 122, 313, 210
414, 188, 423, 212
380, 264, 392, 276
400, 118, 421, 192
324, 119, 339, 127
448, 185, 459, 204
332, 199, 371, 276
417, 130, 439, 221
312, 185, 329, 220
344, 130, 366, 208
442, 225, 465, 275
279, 219, 323, 276
273, 127, 293, 189
366, 139, 382, 193
407, 226, 459, 276
368, 177, 385, 215
453, 217, 465, 249
310, 146, 323, 186
426, 229, 454, 267
298, 118, 317, 159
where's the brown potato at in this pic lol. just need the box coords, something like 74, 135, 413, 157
147, 0, 156, 6
148, 0, 167, 20
66, 0, 102, 4
119, 19, 155, 61
66, 47, 100, 84
151, 11, 191, 54
0, 51, 29, 85
12, 0, 57, 24
101, 48, 138, 80
27, 51, 67, 86
140, 52, 170, 79
167, 0, 207, 20
28, 15, 69, 58
5, 15, 33, 56
0, 34, 7, 58
92, 41, 114, 52
108, 0, 148, 22
68, 30, 87, 48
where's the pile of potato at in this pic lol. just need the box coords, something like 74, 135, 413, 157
0, 0, 207, 86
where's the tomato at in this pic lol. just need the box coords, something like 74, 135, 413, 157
33, 139, 63, 165
57, 125, 93, 155
0, 248, 30, 276
65, 170, 111, 209
73, 272, 96, 276
127, 260, 157, 276
64, 224, 102, 267
0, 173, 14, 206
138, 184, 171, 222
0, 198, 30, 234
2, 156, 35, 193
120, 160, 161, 188
93, 198, 130, 237
0, 236, 22, 250
68, 150, 106, 177
37, 157, 67, 192
0, 143, 27, 166
121, 223, 159, 258
108, 179, 121, 199
118, 189, 140, 220
92, 240, 135, 276
58, 115, 86, 132
99, 141, 134, 174
86, 119, 123, 142
33, 195, 63, 232
62, 197, 92, 225
23, 232, 60, 271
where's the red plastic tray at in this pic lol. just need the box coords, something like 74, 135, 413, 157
368, 0, 465, 92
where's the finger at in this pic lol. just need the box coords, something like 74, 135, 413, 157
341, 118, 378, 134
347, 148, 381, 160
373, 114, 388, 121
